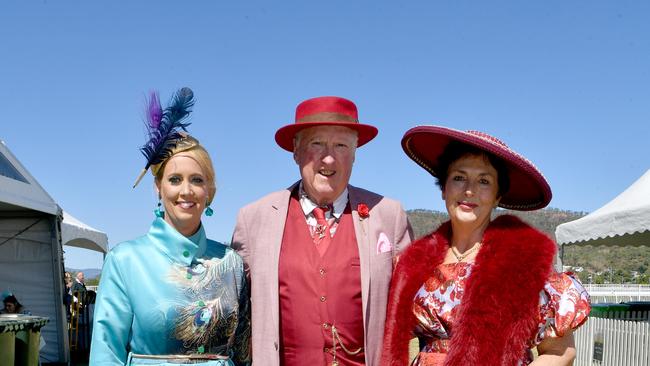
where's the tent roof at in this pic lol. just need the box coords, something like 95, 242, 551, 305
61, 211, 108, 254
1, 140, 108, 254
556, 169, 650, 246
0, 140, 58, 215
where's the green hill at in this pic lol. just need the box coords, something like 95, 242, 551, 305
406, 208, 650, 284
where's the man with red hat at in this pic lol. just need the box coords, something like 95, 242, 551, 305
232, 96, 413, 366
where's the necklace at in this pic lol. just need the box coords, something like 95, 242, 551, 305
451, 243, 481, 263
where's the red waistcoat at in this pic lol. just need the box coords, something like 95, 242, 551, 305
278, 194, 365, 366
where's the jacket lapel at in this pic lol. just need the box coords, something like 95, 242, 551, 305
348, 186, 371, 331
269, 183, 296, 269
268, 183, 295, 349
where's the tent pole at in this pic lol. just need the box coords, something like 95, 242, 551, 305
52, 211, 69, 363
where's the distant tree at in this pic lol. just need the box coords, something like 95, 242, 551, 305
86, 276, 100, 287
408, 208, 650, 284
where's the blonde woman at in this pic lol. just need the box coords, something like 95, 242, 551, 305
90, 88, 250, 366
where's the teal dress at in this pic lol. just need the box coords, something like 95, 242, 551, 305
90, 218, 250, 365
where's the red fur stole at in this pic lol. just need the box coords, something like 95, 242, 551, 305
381, 215, 557, 366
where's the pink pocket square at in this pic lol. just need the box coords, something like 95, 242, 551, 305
376, 232, 393, 254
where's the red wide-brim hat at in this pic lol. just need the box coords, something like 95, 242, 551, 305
402, 125, 552, 211
275, 96, 378, 152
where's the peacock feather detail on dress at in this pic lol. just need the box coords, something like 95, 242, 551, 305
169, 251, 241, 354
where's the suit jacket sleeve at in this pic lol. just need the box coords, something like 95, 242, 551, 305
231, 207, 251, 278
393, 202, 413, 259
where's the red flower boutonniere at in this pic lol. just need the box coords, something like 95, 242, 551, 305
357, 203, 369, 219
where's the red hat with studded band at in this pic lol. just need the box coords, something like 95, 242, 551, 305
402, 125, 552, 211
275, 96, 378, 152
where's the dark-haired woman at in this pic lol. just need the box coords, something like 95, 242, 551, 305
2, 294, 30, 315
383, 127, 590, 366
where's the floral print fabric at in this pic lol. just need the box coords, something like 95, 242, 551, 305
412, 262, 590, 365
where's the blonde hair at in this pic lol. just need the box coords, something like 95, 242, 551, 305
154, 143, 217, 205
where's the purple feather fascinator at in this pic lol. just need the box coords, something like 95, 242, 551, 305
133, 87, 195, 187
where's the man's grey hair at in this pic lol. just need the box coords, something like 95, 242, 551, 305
293, 127, 359, 151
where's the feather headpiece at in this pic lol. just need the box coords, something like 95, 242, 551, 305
132, 87, 196, 188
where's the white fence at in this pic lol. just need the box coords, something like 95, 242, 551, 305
574, 312, 650, 366
585, 284, 650, 303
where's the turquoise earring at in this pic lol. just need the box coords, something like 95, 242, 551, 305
154, 198, 164, 218
205, 204, 214, 217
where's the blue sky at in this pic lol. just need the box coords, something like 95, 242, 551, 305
1, 1, 648, 270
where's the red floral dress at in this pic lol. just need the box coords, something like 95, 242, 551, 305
412, 263, 591, 365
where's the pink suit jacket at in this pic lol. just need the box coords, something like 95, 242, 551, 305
231, 183, 413, 366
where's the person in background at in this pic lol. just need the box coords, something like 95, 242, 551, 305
1, 294, 31, 315
382, 126, 590, 366
64, 272, 73, 293
90, 87, 250, 366
71, 272, 87, 294
231, 96, 412, 366
63, 272, 73, 319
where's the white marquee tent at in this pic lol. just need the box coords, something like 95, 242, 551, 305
556, 169, 650, 248
0, 140, 108, 363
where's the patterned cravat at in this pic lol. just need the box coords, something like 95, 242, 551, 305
312, 206, 332, 257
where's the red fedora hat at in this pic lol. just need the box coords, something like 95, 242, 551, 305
275, 96, 378, 152
402, 125, 552, 211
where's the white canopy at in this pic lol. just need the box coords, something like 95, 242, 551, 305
556, 169, 650, 247
61, 211, 108, 254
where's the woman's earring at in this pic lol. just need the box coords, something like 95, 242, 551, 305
205, 203, 214, 217
154, 198, 164, 218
